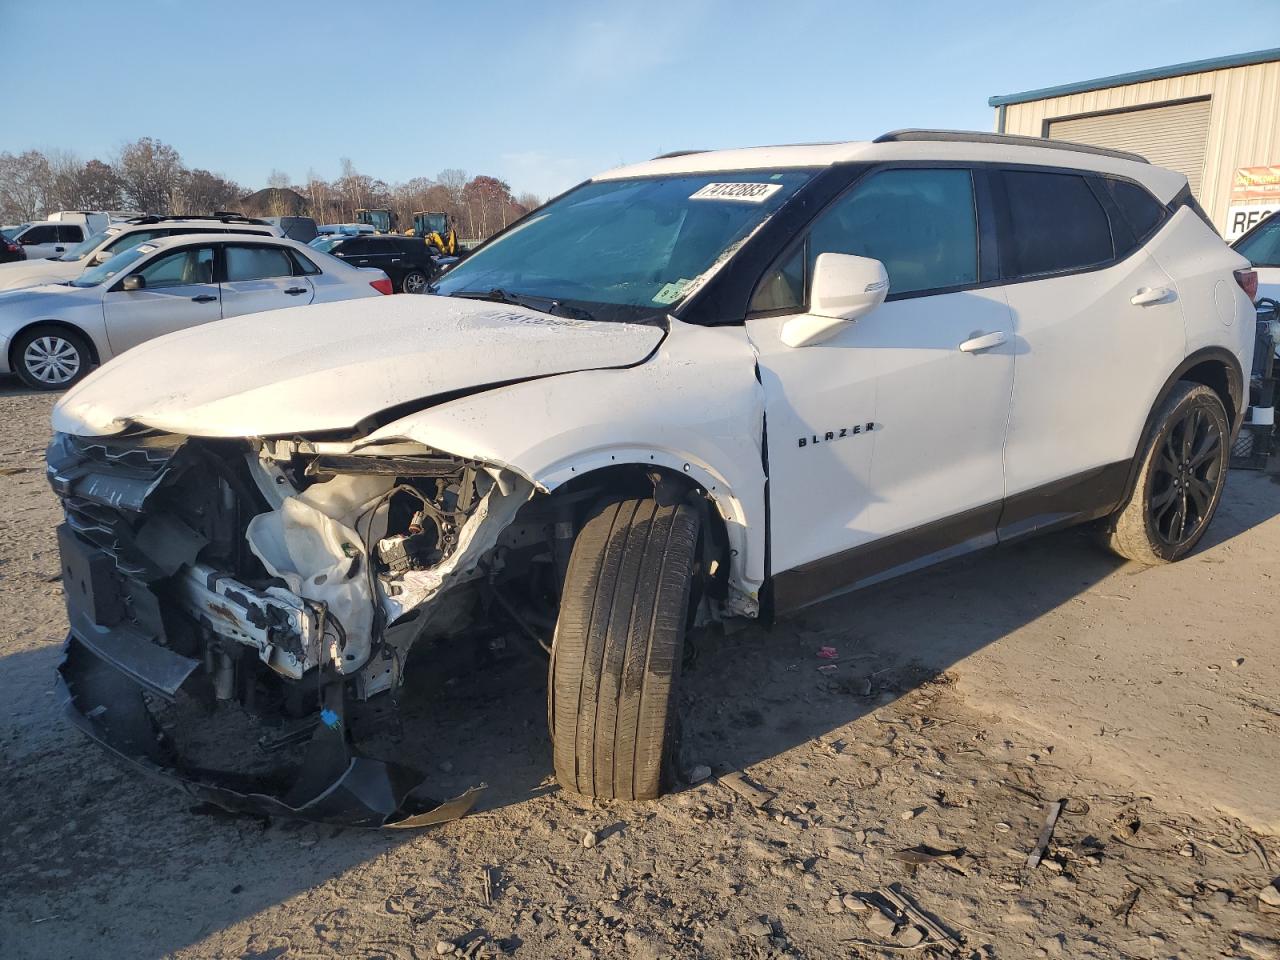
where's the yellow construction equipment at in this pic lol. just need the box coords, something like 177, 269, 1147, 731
408, 211, 458, 256
355, 208, 398, 233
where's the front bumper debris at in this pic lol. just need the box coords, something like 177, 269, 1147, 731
58, 636, 483, 828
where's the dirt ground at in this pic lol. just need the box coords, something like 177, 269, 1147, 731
2, 380, 1279, 960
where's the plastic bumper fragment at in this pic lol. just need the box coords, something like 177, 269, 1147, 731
57, 636, 483, 828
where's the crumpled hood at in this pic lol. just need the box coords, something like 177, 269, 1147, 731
53, 295, 665, 438
0, 258, 79, 290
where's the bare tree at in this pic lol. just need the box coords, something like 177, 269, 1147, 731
0, 150, 52, 221
115, 137, 186, 214
180, 169, 243, 215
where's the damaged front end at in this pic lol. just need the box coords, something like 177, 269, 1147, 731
48, 427, 535, 827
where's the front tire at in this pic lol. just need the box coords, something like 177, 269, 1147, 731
1101, 382, 1229, 563
13, 325, 92, 390
550, 498, 699, 801
400, 270, 428, 294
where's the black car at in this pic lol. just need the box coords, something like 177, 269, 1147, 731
310, 234, 437, 293
0, 226, 26, 264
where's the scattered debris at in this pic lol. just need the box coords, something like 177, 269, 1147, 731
1026, 799, 1065, 869
817, 646, 839, 660
720, 771, 774, 808
1238, 933, 1280, 960
686, 763, 712, 784
1112, 885, 1141, 926
1259, 879, 1280, 913
582, 830, 598, 849
880, 885, 962, 954
891, 845, 967, 870
864, 908, 898, 938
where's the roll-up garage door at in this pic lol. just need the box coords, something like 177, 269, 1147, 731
1048, 99, 1211, 196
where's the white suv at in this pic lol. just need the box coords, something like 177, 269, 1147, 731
48, 130, 1255, 826
0, 214, 283, 291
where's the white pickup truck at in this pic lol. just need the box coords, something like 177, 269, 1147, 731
7, 212, 109, 260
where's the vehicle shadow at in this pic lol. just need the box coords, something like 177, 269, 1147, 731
1, 470, 1277, 959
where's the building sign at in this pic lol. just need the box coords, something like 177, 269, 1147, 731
1226, 165, 1280, 240
1233, 165, 1280, 201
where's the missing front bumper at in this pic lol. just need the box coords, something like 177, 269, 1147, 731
57, 636, 483, 828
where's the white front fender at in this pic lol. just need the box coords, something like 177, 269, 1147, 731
359, 320, 768, 612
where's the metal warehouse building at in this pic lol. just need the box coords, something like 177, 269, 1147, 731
990, 48, 1280, 239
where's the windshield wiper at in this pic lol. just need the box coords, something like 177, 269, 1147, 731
451, 288, 596, 323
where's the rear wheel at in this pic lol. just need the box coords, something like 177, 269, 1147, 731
400, 270, 428, 294
550, 498, 699, 801
13, 325, 92, 390
1101, 382, 1229, 563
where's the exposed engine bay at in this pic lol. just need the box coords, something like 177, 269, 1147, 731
48, 426, 728, 826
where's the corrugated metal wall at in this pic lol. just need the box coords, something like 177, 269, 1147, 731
1048, 100, 1211, 195
999, 59, 1280, 231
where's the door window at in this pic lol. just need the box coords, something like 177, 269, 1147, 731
137, 247, 215, 288
1002, 171, 1113, 277
289, 250, 321, 275
20, 225, 58, 244
750, 168, 979, 311
56, 225, 84, 243
225, 245, 294, 281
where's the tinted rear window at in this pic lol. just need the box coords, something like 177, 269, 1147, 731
1002, 171, 1113, 277
1104, 179, 1166, 241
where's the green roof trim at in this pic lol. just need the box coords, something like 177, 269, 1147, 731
988, 48, 1280, 107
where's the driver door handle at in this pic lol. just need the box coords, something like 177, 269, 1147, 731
283, 287, 308, 296
959, 330, 1007, 353
191, 294, 218, 303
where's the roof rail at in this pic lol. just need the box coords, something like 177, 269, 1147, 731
651, 150, 708, 160
873, 129, 1149, 164
126, 213, 271, 225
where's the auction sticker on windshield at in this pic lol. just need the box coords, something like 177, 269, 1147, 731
690, 182, 784, 203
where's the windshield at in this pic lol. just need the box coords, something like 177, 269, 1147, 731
71, 244, 152, 287
58, 228, 119, 262
431, 170, 812, 319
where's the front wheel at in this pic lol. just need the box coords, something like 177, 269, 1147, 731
1101, 382, 1230, 563
550, 498, 699, 801
400, 270, 428, 294
13, 325, 92, 390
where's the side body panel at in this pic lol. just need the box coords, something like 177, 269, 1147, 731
102, 281, 223, 354
746, 287, 1015, 578
1147, 208, 1256, 381
1001, 246, 1185, 501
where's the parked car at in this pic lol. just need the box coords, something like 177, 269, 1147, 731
0, 226, 25, 264
2, 233, 391, 388
1233, 208, 1280, 307
311, 233, 439, 292
5, 221, 90, 260
47, 130, 1254, 827
0, 214, 284, 291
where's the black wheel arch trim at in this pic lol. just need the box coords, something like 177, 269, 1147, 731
1120, 347, 1243, 508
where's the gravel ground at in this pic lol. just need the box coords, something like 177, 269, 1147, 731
1, 379, 1278, 960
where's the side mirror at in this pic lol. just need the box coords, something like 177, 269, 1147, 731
780, 253, 889, 348
121, 275, 146, 292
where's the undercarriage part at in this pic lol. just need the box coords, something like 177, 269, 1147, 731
58, 637, 484, 828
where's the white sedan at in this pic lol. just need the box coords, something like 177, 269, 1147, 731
0, 233, 392, 389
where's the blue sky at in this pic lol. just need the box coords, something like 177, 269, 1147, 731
1, 0, 1277, 198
